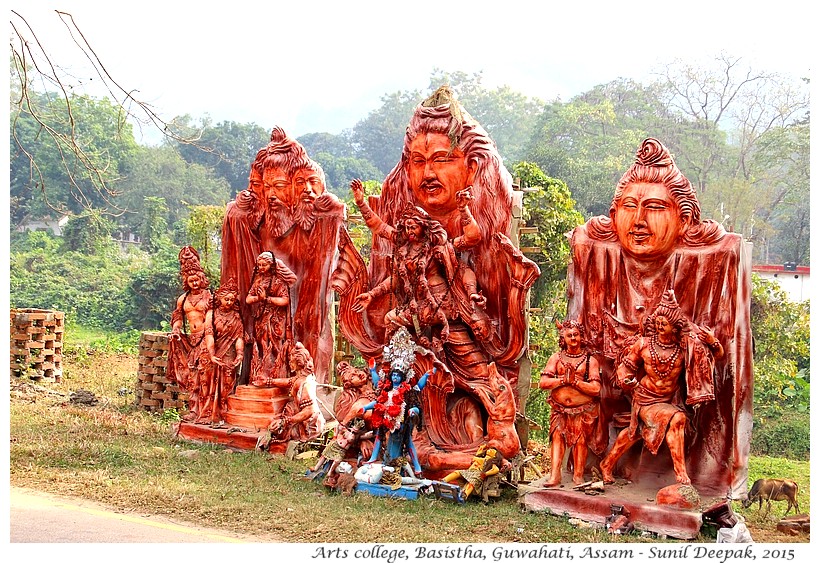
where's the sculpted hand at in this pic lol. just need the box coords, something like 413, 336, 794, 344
352, 292, 373, 312
697, 325, 719, 346
350, 179, 365, 206
620, 376, 638, 390
455, 187, 474, 210
470, 291, 487, 309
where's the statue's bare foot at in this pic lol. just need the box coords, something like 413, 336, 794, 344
544, 476, 562, 488
676, 474, 692, 486
573, 474, 586, 485
600, 464, 615, 484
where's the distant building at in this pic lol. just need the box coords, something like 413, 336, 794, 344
15, 215, 70, 236
752, 263, 810, 302
112, 230, 142, 252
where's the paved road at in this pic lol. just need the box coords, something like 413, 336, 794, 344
8, 486, 274, 543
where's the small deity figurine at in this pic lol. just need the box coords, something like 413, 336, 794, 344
306, 417, 373, 487
265, 341, 326, 444
245, 251, 297, 386
202, 278, 244, 424
599, 289, 724, 486
441, 443, 505, 501
358, 328, 432, 476
168, 246, 213, 423
538, 319, 606, 486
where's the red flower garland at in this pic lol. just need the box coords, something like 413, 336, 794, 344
371, 382, 411, 432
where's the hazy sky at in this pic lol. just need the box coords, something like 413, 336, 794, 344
10, 1, 814, 144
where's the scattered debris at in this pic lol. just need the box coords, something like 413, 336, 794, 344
69, 389, 98, 406
777, 514, 810, 536
605, 504, 634, 535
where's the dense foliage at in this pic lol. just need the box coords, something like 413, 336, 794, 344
9, 231, 139, 330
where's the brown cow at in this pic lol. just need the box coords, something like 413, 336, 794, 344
742, 478, 800, 516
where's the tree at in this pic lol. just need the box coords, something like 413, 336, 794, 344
297, 132, 356, 159
10, 10, 202, 226
10, 230, 133, 330
184, 205, 225, 284
428, 69, 544, 164
751, 116, 810, 265
750, 275, 810, 417
654, 53, 809, 190
139, 197, 170, 254
311, 152, 383, 196
127, 240, 184, 330
350, 89, 421, 175
513, 162, 584, 305
525, 83, 650, 216
168, 117, 270, 196
9, 90, 140, 226
60, 210, 117, 255
114, 145, 231, 232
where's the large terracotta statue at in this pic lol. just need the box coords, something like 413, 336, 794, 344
168, 246, 214, 423
599, 290, 723, 486
350, 179, 486, 351
333, 87, 539, 471
567, 138, 753, 497
203, 278, 244, 424
220, 127, 345, 385
538, 319, 606, 486
245, 251, 296, 386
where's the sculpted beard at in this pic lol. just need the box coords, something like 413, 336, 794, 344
265, 197, 316, 238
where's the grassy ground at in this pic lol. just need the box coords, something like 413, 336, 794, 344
8, 346, 810, 544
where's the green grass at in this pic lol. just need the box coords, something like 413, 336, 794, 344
9, 340, 810, 544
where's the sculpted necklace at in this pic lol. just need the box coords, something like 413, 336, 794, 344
649, 335, 680, 377
560, 350, 587, 377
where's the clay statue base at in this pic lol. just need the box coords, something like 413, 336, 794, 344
519, 473, 719, 540
174, 421, 288, 455
173, 384, 337, 454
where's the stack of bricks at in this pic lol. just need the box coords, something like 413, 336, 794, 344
136, 331, 188, 411
10, 308, 64, 382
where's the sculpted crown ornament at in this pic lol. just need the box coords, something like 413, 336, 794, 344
382, 327, 421, 379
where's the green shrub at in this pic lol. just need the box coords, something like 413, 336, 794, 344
750, 411, 810, 460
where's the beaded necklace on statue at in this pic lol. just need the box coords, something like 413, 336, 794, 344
560, 349, 587, 377
649, 335, 680, 378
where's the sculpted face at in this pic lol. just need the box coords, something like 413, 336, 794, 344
655, 315, 673, 338
472, 316, 491, 340
263, 167, 293, 206
407, 133, 474, 214
186, 274, 201, 291
219, 292, 237, 310
248, 167, 264, 197
293, 168, 325, 200
404, 218, 423, 242
562, 326, 582, 351
613, 182, 684, 260
257, 256, 273, 274
390, 370, 404, 387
